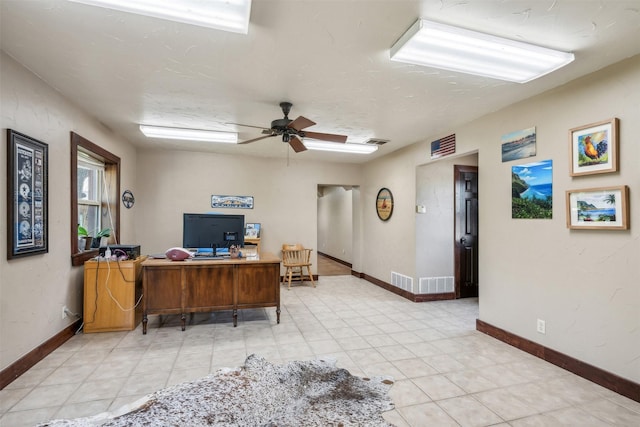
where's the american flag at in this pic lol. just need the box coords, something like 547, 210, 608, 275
430, 134, 456, 159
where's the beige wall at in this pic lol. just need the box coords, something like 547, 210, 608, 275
0, 52, 139, 371
133, 149, 362, 274
361, 56, 639, 382
360, 147, 420, 283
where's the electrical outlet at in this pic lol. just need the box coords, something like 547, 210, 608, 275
62, 305, 68, 319
537, 319, 546, 334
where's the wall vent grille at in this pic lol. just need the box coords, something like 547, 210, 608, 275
391, 271, 414, 293
418, 276, 454, 294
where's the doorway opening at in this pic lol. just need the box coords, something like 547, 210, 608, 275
317, 185, 360, 276
416, 153, 478, 300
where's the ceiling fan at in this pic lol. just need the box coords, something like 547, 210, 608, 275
234, 102, 348, 153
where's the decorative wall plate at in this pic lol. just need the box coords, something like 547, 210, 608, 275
122, 190, 135, 208
376, 188, 393, 221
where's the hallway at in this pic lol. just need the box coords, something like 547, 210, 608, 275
317, 252, 351, 276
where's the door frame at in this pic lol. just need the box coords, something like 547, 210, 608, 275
454, 164, 479, 298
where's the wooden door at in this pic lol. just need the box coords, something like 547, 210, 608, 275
454, 165, 479, 298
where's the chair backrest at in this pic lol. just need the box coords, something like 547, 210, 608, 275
282, 244, 311, 265
282, 243, 303, 251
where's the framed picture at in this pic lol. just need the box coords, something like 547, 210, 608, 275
566, 185, 629, 230
512, 160, 553, 219
7, 130, 48, 259
569, 118, 619, 176
501, 126, 536, 162
245, 223, 260, 238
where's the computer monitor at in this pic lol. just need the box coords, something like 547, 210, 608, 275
182, 213, 244, 253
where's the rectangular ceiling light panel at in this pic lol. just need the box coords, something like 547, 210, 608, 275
390, 19, 574, 83
304, 140, 378, 154
69, 0, 252, 34
140, 125, 238, 143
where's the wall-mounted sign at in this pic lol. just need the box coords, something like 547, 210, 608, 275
122, 190, 135, 209
211, 195, 254, 209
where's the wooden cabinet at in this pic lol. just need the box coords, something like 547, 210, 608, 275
141, 253, 281, 333
83, 257, 145, 333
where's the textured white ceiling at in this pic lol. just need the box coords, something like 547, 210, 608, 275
2, 0, 639, 164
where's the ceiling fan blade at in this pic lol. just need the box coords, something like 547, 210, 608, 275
288, 116, 316, 131
227, 122, 269, 131
302, 131, 348, 143
289, 135, 307, 153
238, 134, 277, 145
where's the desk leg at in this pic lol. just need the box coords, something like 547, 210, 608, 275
181, 313, 186, 331
142, 313, 148, 335
233, 309, 238, 327
276, 306, 281, 324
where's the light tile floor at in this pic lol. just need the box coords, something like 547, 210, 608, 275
2, 275, 639, 426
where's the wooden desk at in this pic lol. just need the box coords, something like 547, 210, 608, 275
83, 257, 145, 333
141, 252, 280, 334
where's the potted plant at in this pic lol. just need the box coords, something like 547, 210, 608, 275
91, 227, 111, 248
78, 225, 111, 250
77, 225, 92, 251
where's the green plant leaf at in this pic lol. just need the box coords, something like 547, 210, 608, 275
96, 228, 111, 238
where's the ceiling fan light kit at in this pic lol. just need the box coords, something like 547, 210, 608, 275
139, 125, 238, 144
68, 0, 252, 34
390, 18, 575, 83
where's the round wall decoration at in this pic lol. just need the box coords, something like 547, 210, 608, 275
122, 190, 135, 209
375, 188, 394, 221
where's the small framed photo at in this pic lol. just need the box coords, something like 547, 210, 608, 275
245, 223, 261, 238
7, 129, 49, 259
569, 118, 619, 176
566, 185, 629, 230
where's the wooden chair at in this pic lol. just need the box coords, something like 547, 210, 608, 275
281, 244, 315, 290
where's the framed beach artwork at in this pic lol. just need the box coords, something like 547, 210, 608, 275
512, 159, 553, 219
569, 118, 618, 176
566, 186, 629, 230
501, 126, 536, 162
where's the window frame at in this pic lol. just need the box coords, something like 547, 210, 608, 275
70, 132, 120, 266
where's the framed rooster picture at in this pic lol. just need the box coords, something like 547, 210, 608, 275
569, 118, 619, 176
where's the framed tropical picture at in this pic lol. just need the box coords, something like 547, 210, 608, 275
512, 159, 553, 219
569, 118, 619, 176
566, 185, 629, 230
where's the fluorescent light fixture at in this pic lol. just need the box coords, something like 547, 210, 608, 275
390, 19, 574, 83
304, 140, 378, 154
68, 0, 252, 34
140, 125, 238, 143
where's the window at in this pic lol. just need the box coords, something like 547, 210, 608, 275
77, 153, 104, 238
71, 132, 120, 266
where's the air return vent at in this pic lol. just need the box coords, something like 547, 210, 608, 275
365, 138, 389, 145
